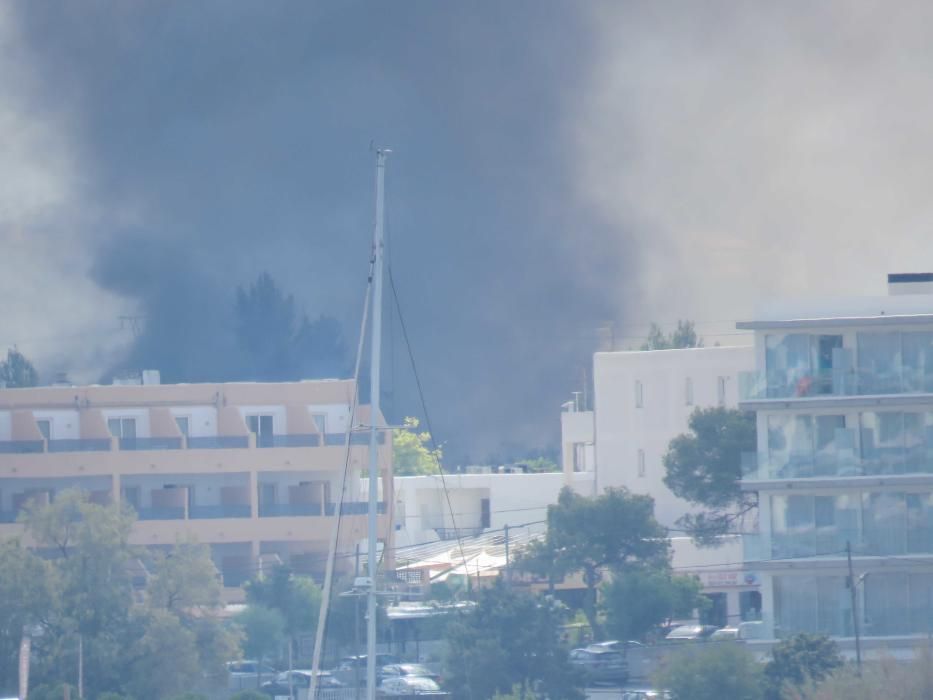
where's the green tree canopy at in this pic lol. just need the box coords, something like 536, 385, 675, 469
0, 347, 39, 388
602, 568, 707, 642
393, 417, 442, 475
236, 605, 286, 677
663, 407, 758, 544
11, 490, 235, 699
640, 320, 703, 351
763, 633, 843, 700
655, 642, 764, 700
540, 487, 669, 639
444, 583, 584, 700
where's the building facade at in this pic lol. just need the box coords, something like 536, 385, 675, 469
739, 276, 933, 649
589, 346, 755, 527
0, 377, 393, 599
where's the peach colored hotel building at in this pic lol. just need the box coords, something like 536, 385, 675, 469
0, 375, 393, 599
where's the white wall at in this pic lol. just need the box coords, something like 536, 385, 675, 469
169, 405, 217, 437
391, 472, 566, 547
306, 403, 352, 434
593, 346, 755, 528
561, 409, 595, 476
0, 411, 10, 441
33, 409, 81, 440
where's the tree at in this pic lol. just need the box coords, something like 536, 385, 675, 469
663, 407, 758, 544
444, 583, 584, 700
0, 540, 58, 696
763, 634, 843, 700
236, 605, 286, 684
602, 568, 706, 642
245, 567, 321, 667
234, 272, 347, 381
13, 491, 234, 698
393, 417, 442, 476
0, 347, 39, 388
541, 487, 669, 639
655, 642, 764, 700
640, 320, 703, 351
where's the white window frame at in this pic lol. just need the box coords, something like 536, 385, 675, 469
635, 380, 644, 408
637, 449, 646, 477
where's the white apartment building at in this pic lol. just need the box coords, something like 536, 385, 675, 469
586, 346, 755, 528
0, 376, 393, 600
739, 274, 933, 652
388, 471, 575, 548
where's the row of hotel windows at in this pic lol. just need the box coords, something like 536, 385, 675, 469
764, 330, 933, 396
634, 377, 730, 409
35, 412, 329, 441
769, 490, 933, 558
773, 572, 933, 638
763, 409, 933, 478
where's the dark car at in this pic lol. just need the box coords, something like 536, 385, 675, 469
569, 647, 628, 684
259, 670, 345, 699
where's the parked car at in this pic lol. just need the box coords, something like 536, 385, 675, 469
227, 660, 278, 690
568, 647, 628, 684
587, 640, 644, 653
663, 624, 719, 643
259, 670, 345, 700
378, 675, 447, 696
621, 690, 671, 700
379, 663, 442, 684
708, 626, 739, 641
336, 654, 402, 686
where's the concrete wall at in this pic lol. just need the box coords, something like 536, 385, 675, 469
593, 346, 755, 528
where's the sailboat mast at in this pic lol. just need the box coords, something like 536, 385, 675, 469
366, 149, 387, 700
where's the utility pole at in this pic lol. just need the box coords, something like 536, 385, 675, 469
365, 149, 388, 700
846, 540, 862, 673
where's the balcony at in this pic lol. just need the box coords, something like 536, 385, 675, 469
0, 431, 386, 455
256, 501, 387, 518
0, 440, 44, 454
740, 367, 933, 403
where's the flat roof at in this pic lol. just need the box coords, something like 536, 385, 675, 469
737, 294, 933, 330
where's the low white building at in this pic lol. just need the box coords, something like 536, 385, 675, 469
384, 471, 592, 549
590, 346, 755, 528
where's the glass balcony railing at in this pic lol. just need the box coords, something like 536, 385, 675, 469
119, 437, 183, 451
0, 431, 386, 454
187, 436, 250, 449
0, 440, 44, 454
740, 368, 933, 401
136, 506, 186, 521
745, 445, 933, 480
188, 504, 251, 519
258, 503, 324, 517
48, 439, 112, 453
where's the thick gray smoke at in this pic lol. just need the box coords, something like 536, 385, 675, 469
577, 2, 933, 332
2, 2, 622, 461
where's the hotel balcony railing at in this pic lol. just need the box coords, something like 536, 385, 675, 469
0, 440, 44, 454
739, 368, 933, 401
258, 502, 387, 517
189, 504, 251, 519
745, 529, 933, 562
136, 506, 187, 521
119, 437, 183, 451
48, 438, 113, 453
0, 431, 386, 455
743, 443, 933, 481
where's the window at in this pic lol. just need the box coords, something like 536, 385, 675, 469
36, 419, 51, 441
717, 376, 727, 406
174, 416, 189, 437
480, 498, 491, 529
637, 449, 646, 477
573, 442, 587, 472
635, 380, 644, 408
107, 417, 136, 439
685, 377, 694, 406
312, 414, 327, 434
246, 414, 274, 447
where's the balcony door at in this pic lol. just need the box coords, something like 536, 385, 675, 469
247, 415, 274, 448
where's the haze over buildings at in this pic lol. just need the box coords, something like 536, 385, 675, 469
4, 1, 933, 462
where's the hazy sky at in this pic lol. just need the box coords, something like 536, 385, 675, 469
3, 2, 933, 460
